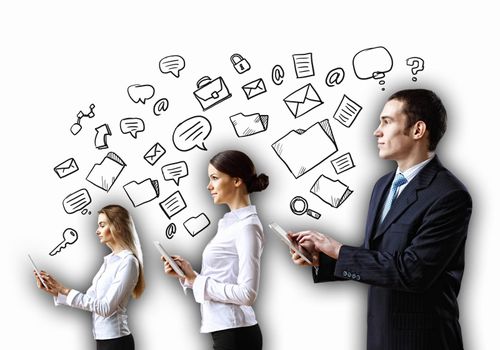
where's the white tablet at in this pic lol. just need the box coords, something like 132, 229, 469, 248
268, 223, 313, 265
28, 254, 48, 289
153, 241, 186, 278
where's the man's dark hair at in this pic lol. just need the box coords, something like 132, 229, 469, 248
388, 89, 447, 151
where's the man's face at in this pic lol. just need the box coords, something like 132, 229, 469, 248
373, 99, 415, 161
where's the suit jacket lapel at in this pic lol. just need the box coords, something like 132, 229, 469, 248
365, 173, 393, 247
371, 156, 443, 242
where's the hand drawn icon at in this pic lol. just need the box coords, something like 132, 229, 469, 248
283, 83, 323, 118
293, 53, 315, 78
159, 191, 186, 219
352, 46, 393, 90
230, 54, 251, 74
62, 188, 92, 214
94, 124, 111, 149
172, 116, 212, 152
165, 223, 176, 239
332, 95, 362, 128
127, 84, 155, 104
230, 112, 268, 137
242, 78, 267, 99
86, 152, 126, 192
54, 158, 79, 178
331, 153, 355, 174
159, 55, 185, 78
123, 178, 160, 207
310, 175, 353, 208
162, 161, 188, 186
70, 103, 95, 135
272, 119, 338, 178
290, 196, 321, 219
183, 213, 210, 237
143, 142, 166, 165
153, 98, 169, 116
272, 65, 285, 85
49, 228, 78, 256
120, 118, 145, 138
325, 67, 345, 87
406, 57, 425, 82
193, 76, 232, 111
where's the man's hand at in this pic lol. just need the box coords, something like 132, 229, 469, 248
291, 230, 343, 260
288, 232, 319, 266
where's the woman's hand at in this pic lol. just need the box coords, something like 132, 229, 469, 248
162, 255, 197, 285
34, 271, 70, 297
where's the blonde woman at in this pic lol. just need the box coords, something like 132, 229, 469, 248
34, 205, 145, 350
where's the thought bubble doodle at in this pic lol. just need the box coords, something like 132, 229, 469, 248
159, 55, 185, 78
120, 118, 145, 138
153, 98, 169, 116
162, 161, 189, 186
63, 188, 92, 215
127, 84, 155, 104
172, 116, 212, 152
352, 46, 393, 90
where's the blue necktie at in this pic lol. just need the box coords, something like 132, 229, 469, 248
380, 173, 407, 221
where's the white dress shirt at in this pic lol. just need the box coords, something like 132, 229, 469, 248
55, 250, 139, 339
187, 205, 264, 333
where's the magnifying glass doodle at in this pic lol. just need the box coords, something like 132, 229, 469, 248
290, 196, 321, 219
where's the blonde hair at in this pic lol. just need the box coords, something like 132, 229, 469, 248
98, 205, 145, 298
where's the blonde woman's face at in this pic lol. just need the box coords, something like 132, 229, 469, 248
96, 213, 114, 245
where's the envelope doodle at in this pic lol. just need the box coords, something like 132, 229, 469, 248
272, 119, 338, 178
230, 112, 269, 137
143, 142, 166, 165
86, 152, 126, 192
283, 83, 323, 118
123, 178, 160, 207
242, 78, 266, 99
54, 158, 79, 178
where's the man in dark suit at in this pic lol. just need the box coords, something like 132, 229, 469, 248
290, 89, 472, 350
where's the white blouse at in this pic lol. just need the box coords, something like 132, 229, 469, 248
55, 250, 139, 339
187, 205, 264, 333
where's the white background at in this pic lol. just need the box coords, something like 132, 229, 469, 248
1, 1, 499, 349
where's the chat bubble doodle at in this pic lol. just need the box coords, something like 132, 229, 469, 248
127, 84, 155, 104
172, 116, 212, 152
159, 55, 185, 78
352, 46, 393, 91
183, 213, 210, 237
153, 98, 169, 116
406, 57, 425, 82
120, 118, 145, 138
162, 161, 189, 186
63, 188, 92, 215
325, 67, 345, 87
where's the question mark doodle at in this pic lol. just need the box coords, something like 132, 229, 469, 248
406, 57, 425, 82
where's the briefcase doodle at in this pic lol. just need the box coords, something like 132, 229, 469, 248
193, 76, 232, 111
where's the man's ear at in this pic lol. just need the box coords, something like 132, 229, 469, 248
412, 120, 427, 140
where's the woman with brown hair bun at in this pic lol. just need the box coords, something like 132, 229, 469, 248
34, 204, 145, 350
162, 150, 269, 350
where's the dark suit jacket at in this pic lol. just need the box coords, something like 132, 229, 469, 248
314, 156, 472, 350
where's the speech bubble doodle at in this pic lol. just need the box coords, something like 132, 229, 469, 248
159, 55, 185, 78
325, 67, 345, 87
120, 118, 145, 138
172, 116, 212, 152
162, 161, 189, 186
63, 188, 92, 214
406, 57, 425, 82
127, 84, 155, 104
153, 98, 169, 116
352, 46, 393, 90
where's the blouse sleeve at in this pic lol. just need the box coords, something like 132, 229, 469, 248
193, 224, 263, 306
63, 256, 139, 317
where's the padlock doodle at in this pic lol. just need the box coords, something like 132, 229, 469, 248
230, 53, 251, 74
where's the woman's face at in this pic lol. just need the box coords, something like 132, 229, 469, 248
96, 213, 114, 245
207, 163, 239, 206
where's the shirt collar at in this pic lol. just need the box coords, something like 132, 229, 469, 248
104, 249, 133, 262
224, 205, 257, 221
397, 154, 435, 184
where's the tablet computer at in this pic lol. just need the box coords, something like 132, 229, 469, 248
153, 241, 186, 278
28, 254, 49, 289
268, 223, 313, 265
